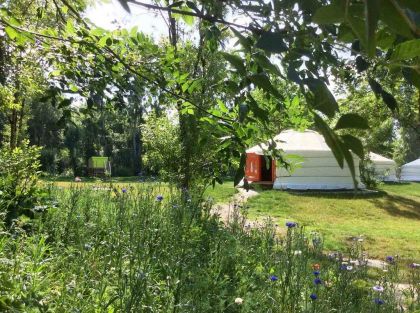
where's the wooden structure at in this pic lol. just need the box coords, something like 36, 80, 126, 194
88, 156, 111, 177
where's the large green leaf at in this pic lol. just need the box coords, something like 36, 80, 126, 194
379, 0, 413, 38
335, 113, 369, 130
221, 53, 246, 75
5, 26, 18, 40
305, 78, 339, 118
402, 68, 420, 89
340, 134, 364, 159
253, 54, 282, 76
390, 39, 420, 60
255, 31, 288, 53
312, 5, 344, 24
249, 74, 281, 98
364, 0, 380, 57
234, 153, 246, 186
342, 148, 357, 188
314, 113, 344, 168
381, 90, 398, 112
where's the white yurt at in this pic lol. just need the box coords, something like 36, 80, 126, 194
368, 152, 397, 182
245, 129, 365, 190
400, 158, 420, 181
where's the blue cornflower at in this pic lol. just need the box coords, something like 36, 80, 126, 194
270, 275, 278, 282
313, 271, 320, 276
122, 188, 127, 193
310, 293, 317, 300
286, 221, 297, 228
386, 256, 394, 263
313, 278, 322, 285
156, 195, 163, 201
340, 264, 347, 270
374, 298, 384, 305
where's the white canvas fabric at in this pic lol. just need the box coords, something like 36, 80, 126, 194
247, 130, 365, 190
401, 158, 420, 181
368, 152, 397, 182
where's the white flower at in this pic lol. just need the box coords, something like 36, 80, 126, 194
235, 297, 243, 305
294, 250, 302, 255
372, 285, 384, 292
346, 266, 353, 271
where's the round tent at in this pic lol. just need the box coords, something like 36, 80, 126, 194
400, 158, 420, 182
368, 152, 397, 182
245, 129, 365, 190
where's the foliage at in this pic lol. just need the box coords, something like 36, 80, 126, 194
141, 113, 181, 181
0, 185, 418, 312
0, 141, 41, 226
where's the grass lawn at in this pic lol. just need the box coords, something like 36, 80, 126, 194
246, 182, 420, 261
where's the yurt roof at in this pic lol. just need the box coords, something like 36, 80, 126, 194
246, 129, 331, 155
402, 158, 420, 168
369, 152, 395, 165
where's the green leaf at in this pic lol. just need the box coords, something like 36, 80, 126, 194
335, 113, 369, 130
314, 113, 344, 168
255, 31, 288, 53
249, 74, 280, 98
376, 28, 395, 49
98, 35, 109, 47
340, 134, 364, 159
305, 78, 338, 118
253, 54, 282, 76
66, 20, 76, 35
221, 53, 246, 75
5, 26, 18, 40
390, 39, 420, 60
355, 56, 369, 73
368, 78, 383, 95
234, 153, 246, 186
402, 68, 420, 89
231, 28, 252, 50
364, 0, 380, 57
342, 148, 357, 188
312, 5, 344, 24
381, 90, 398, 112
379, 0, 413, 38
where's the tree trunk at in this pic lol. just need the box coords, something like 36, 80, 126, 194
9, 108, 18, 149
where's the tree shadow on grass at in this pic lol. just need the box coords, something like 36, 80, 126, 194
287, 189, 387, 200
368, 194, 420, 220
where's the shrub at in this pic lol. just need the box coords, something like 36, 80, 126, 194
0, 141, 42, 227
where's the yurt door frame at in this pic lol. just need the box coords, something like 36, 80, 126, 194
245, 153, 276, 182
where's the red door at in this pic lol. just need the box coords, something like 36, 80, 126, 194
245, 153, 261, 182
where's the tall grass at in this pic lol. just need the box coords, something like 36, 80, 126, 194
0, 184, 419, 312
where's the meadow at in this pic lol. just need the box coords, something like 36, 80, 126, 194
1, 181, 419, 312
245, 182, 420, 261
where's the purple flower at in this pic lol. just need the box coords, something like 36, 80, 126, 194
386, 256, 394, 263
286, 221, 297, 228
340, 264, 347, 270
313, 271, 320, 276
122, 188, 127, 193
310, 293, 317, 300
270, 275, 278, 282
313, 278, 322, 285
409, 263, 420, 269
156, 195, 163, 201
372, 285, 384, 292
374, 298, 384, 305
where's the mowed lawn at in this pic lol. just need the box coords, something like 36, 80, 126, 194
246, 183, 420, 261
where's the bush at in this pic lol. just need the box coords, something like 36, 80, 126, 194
0, 141, 42, 226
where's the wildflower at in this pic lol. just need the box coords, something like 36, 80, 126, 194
386, 256, 394, 263
122, 188, 127, 193
286, 221, 297, 228
156, 195, 163, 201
374, 298, 385, 305
234, 297, 243, 305
314, 278, 322, 285
409, 263, 420, 269
84, 243, 92, 251
74, 176, 82, 182
372, 285, 384, 292
310, 293, 317, 300
293, 250, 302, 256
312, 263, 321, 270
313, 270, 320, 276
346, 266, 353, 271
270, 275, 278, 282
340, 264, 348, 270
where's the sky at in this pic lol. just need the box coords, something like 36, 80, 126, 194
85, 0, 169, 38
